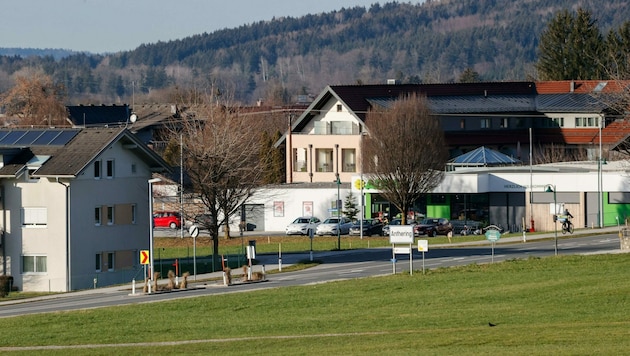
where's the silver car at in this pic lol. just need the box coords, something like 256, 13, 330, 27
316, 217, 353, 236
286, 216, 321, 236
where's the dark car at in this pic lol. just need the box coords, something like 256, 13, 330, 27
414, 218, 453, 237
348, 219, 384, 236
382, 218, 416, 236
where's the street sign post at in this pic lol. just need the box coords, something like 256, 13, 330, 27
485, 229, 501, 262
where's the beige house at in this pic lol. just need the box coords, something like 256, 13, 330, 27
0, 128, 170, 292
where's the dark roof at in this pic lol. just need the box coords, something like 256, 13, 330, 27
0, 128, 170, 178
287, 82, 537, 136
535, 93, 613, 113
67, 105, 131, 127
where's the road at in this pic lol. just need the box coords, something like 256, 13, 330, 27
0, 232, 623, 318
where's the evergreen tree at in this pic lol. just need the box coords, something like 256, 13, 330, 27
343, 190, 359, 221
537, 8, 605, 80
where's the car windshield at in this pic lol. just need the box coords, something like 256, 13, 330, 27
323, 218, 339, 224
420, 218, 438, 224
293, 218, 310, 224
355, 220, 371, 225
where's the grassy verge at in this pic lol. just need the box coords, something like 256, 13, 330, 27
2, 254, 630, 354
154, 233, 490, 259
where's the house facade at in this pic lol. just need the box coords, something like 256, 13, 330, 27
0, 128, 170, 292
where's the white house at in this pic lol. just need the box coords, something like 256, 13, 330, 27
0, 128, 170, 292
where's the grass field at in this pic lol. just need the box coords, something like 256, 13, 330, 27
153, 232, 488, 259
2, 253, 630, 355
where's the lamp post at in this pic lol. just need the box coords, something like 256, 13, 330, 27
148, 178, 161, 292
336, 173, 341, 250
545, 184, 558, 256
359, 131, 368, 240
335, 144, 341, 250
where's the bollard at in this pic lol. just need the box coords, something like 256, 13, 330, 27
93, 277, 97, 289
262, 265, 266, 280
132, 279, 136, 295
222, 271, 228, 286
148, 279, 152, 294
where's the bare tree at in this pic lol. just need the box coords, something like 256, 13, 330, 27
362, 94, 448, 225
0, 72, 68, 127
171, 102, 272, 267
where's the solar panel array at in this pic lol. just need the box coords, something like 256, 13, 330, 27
0, 130, 79, 147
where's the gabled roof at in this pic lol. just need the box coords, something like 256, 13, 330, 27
0, 128, 171, 178
536, 80, 630, 94
449, 146, 521, 166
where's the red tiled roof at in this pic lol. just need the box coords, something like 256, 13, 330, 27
536, 80, 630, 94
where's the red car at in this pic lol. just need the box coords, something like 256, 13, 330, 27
153, 211, 182, 229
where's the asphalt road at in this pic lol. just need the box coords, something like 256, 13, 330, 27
0, 231, 623, 318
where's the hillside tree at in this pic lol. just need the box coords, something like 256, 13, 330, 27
361, 94, 448, 225
536, 8, 605, 80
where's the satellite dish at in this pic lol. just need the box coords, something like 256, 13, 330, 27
129, 113, 138, 123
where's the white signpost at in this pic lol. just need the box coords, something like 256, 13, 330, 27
485, 226, 501, 263
417, 239, 429, 274
389, 225, 414, 275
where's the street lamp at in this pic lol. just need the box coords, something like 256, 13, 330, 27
336, 173, 341, 250
335, 144, 341, 250
545, 184, 558, 256
359, 131, 368, 240
148, 177, 161, 293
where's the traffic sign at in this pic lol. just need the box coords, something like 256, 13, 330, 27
140, 250, 149, 265
485, 229, 501, 242
189, 225, 199, 238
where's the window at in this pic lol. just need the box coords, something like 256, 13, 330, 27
107, 206, 114, 225
21, 207, 47, 227
342, 148, 356, 172
95, 253, 102, 272
336, 104, 342, 112
94, 160, 101, 179
315, 148, 334, 172
106, 159, 114, 178
107, 252, 114, 272
460, 119, 465, 129
95, 207, 102, 225
293, 148, 307, 172
131, 204, 137, 224
480, 118, 491, 129
331, 121, 353, 134
131, 163, 137, 174
23, 255, 47, 273
500, 118, 509, 128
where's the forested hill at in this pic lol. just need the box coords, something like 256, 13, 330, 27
1, 0, 629, 105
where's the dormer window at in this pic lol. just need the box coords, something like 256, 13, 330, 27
25, 155, 50, 182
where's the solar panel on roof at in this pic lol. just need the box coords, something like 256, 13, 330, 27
32, 130, 62, 145
14, 130, 46, 145
0, 131, 27, 145
49, 130, 79, 145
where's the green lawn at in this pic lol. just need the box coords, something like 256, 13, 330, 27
2, 253, 630, 354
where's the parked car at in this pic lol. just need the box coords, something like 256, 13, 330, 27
382, 218, 416, 236
348, 219, 384, 236
286, 216, 322, 236
316, 217, 354, 236
153, 211, 182, 229
414, 218, 453, 237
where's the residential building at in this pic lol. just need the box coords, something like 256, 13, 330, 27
0, 127, 170, 292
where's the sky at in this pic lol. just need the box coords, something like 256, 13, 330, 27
1, 0, 425, 54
